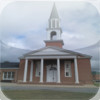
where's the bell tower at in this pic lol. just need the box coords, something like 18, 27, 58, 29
44, 3, 64, 48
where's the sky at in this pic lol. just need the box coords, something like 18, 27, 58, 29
0, 1, 100, 50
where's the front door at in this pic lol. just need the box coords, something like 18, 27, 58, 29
47, 65, 57, 82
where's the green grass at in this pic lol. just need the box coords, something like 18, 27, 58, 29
2, 90, 95, 100
93, 82, 100, 87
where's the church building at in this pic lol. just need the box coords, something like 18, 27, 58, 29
17, 4, 93, 84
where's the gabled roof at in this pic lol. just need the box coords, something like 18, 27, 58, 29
20, 46, 91, 59
50, 3, 59, 19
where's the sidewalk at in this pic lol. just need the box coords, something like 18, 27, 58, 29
0, 82, 98, 88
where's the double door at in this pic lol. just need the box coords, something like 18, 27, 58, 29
47, 65, 57, 82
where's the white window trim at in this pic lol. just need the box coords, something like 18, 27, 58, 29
3, 72, 15, 80
64, 61, 72, 77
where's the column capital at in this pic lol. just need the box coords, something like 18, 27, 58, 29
25, 58, 28, 60
57, 58, 60, 60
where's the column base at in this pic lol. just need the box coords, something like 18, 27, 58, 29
75, 81, 79, 84
23, 81, 27, 83
40, 82, 43, 83
57, 81, 61, 83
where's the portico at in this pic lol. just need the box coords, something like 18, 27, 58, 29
23, 55, 79, 84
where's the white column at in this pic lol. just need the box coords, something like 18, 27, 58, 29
23, 59, 28, 82
3, 73, 4, 80
40, 59, 44, 83
74, 58, 79, 84
30, 60, 33, 82
57, 58, 60, 83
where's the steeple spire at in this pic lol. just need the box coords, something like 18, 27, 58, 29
50, 3, 59, 19
44, 3, 64, 48
48, 3, 60, 29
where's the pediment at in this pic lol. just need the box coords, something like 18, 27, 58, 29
29, 48, 70, 56
23, 46, 91, 58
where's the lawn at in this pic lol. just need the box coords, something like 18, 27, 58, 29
2, 90, 95, 100
93, 81, 100, 87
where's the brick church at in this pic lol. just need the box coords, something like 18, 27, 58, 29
0, 4, 93, 85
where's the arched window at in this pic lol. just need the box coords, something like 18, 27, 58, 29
50, 31, 57, 40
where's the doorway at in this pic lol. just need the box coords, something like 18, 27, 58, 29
46, 64, 57, 82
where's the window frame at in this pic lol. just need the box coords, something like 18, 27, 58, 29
3, 72, 15, 80
64, 61, 72, 77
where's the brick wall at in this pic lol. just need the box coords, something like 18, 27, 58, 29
0, 69, 18, 82
45, 42, 63, 48
77, 58, 93, 84
92, 74, 100, 81
18, 58, 93, 84
60, 60, 75, 84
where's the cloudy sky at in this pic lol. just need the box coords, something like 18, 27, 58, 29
0, 1, 100, 50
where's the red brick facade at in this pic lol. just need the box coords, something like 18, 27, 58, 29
45, 40, 64, 48
45, 42, 63, 48
92, 74, 100, 81
17, 58, 93, 84
77, 58, 93, 84
0, 4, 93, 85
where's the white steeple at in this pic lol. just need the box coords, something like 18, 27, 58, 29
47, 3, 62, 40
50, 3, 59, 19
45, 3, 64, 48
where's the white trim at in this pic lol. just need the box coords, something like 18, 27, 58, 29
23, 46, 91, 58
3, 72, 15, 80
64, 61, 72, 77
26, 56, 76, 59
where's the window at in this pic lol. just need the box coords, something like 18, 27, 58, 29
57, 20, 59, 28
3, 72, 15, 80
52, 19, 55, 28
12, 72, 15, 78
50, 31, 57, 40
65, 61, 72, 77
35, 61, 40, 77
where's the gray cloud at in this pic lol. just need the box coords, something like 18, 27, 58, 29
0, 2, 100, 50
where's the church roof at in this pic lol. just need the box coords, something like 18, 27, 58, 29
0, 62, 19, 69
50, 3, 59, 19
20, 46, 91, 59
